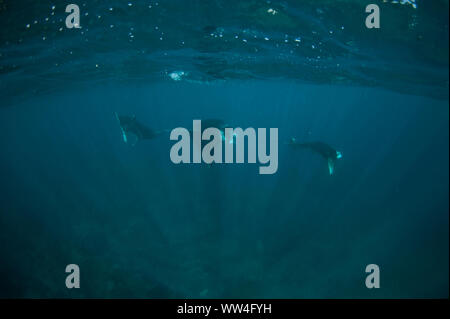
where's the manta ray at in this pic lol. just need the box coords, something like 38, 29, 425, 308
115, 114, 228, 147
115, 112, 165, 146
189, 119, 230, 158
288, 137, 342, 175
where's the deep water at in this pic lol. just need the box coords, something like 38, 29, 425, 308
0, 82, 448, 298
0, 0, 448, 299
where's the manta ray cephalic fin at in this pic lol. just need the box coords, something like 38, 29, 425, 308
327, 158, 335, 176
115, 112, 128, 144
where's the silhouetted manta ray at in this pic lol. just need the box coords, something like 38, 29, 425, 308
115, 112, 165, 146
189, 119, 227, 137
188, 119, 230, 159
115, 114, 228, 147
288, 137, 342, 175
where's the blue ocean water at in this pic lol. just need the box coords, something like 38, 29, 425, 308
0, 1, 448, 298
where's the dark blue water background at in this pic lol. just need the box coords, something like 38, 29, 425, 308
0, 0, 448, 298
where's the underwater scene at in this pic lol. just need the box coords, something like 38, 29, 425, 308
0, 0, 448, 298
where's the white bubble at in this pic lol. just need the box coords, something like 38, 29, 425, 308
169, 71, 186, 81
